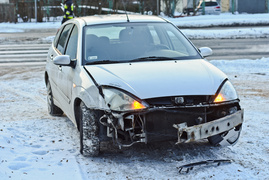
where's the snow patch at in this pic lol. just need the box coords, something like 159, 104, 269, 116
166, 13, 269, 28
0, 58, 269, 179
182, 27, 269, 39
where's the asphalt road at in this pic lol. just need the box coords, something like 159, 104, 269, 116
191, 38, 269, 60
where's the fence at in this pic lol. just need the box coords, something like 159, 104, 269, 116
0, 0, 155, 23
0, 3, 15, 22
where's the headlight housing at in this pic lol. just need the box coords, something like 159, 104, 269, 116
214, 81, 238, 103
102, 87, 148, 111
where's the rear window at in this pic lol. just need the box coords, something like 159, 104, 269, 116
204, 2, 218, 6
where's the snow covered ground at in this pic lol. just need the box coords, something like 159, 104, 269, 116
168, 13, 269, 39
181, 27, 269, 39
0, 13, 269, 179
166, 13, 269, 28
1, 58, 268, 179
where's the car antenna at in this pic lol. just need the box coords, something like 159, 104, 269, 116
121, 0, 130, 22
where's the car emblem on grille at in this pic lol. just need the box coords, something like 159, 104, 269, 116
174, 97, 184, 105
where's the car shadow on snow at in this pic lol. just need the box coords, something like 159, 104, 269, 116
98, 140, 225, 164
48, 115, 231, 165
57, 117, 233, 165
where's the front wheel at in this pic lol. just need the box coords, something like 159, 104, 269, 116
79, 102, 100, 157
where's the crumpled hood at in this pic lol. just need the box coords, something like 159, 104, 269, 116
84, 60, 227, 99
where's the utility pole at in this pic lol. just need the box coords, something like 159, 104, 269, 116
231, 0, 235, 14
35, 0, 37, 22
157, 0, 160, 15
171, 0, 175, 17
202, 0, 205, 15
267, 0, 269, 13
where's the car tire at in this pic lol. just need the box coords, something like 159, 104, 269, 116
46, 81, 63, 116
79, 101, 100, 157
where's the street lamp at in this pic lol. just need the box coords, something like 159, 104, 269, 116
35, 0, 37, 22
157, 0, 159, 15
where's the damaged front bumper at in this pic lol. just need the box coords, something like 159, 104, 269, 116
173, 110, 244, 145
101, 103, 244, 148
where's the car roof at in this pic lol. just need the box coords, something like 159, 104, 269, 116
77, 14, 168, 26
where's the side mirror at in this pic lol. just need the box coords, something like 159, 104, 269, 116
53, 55, 76, 67
199, 47, 213, 57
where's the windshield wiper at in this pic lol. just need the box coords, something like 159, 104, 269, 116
85, 57, 178, 65
85, 60, 121, 65
128, 56, 177, 63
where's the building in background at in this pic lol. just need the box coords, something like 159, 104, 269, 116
220, 0, 268, 13
161, 0, 268, 16
220, 0, 229, 12
238, 0, 268, 13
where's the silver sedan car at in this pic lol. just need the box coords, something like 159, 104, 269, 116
45, 15, 243, 156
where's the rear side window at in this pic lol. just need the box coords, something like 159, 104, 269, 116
56, 24, 73, 54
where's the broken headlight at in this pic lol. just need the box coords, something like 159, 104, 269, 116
102, 87, 148, 111
214, 80, 238, 103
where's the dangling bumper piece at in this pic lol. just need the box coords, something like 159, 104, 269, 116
173, 110, 244, 144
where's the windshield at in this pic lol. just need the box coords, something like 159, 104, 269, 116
82, 22, 201, 65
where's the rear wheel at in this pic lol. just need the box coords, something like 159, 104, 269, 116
79, 101, 100, 157
46, 81, 63, 116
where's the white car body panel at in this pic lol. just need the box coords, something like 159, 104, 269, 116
85, 59, 227, 99
82, 15, 166, 26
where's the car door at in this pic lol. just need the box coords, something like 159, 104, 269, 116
47, 26, 63, 97
49, 23, 74, 107
58, 25, 79, 109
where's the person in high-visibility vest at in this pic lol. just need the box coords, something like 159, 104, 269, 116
62, 0, 74, 24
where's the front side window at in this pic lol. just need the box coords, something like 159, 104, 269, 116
65, 25, 78, 59
54, 28, 62, 47
82, 22, 201, 65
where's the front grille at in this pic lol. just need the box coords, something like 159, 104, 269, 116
145, 95, 211, 107
145, 107, 206, 142
142, 102, 241, 142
